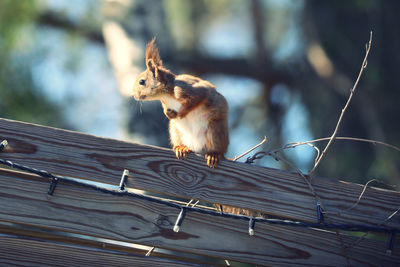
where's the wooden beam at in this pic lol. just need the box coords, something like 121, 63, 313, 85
0, 118, 399, 229
0, 168, 398, 266
0, 235, 199, 267
0, 220, 227, 266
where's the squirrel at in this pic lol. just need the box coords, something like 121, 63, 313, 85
132, 39, 229, 168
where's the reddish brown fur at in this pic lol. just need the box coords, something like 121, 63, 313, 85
145, 38, 163, 68
133, 40, 229, 168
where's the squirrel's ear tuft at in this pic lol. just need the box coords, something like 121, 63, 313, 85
145, 38, 162, 68
146, 58, 157, 75
145, 38, 176, 83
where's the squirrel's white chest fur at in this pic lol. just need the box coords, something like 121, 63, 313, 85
160, 95, 209, 153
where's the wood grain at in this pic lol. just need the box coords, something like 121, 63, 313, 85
0, 236, 199, 267
0, 168, 398, 266
0, 221, 227, 266
0, 118, 399, 229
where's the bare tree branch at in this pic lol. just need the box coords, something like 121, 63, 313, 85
36, 12, 292, 84
37, 11, 104, 44
309, 32, 373, 175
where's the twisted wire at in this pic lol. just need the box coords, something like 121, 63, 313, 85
0, 140, 398, 235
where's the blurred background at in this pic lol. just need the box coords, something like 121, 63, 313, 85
0, 0, 398, 186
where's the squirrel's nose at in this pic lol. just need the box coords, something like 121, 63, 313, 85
133, 92, 143, 100
139, 95, 146, 100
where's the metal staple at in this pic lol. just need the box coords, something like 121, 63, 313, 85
0, 139, 398, 238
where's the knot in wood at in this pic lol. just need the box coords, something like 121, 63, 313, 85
155, 215, 172, 227
169, 166, 206, 189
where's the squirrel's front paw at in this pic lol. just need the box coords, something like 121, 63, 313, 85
165, 108, 178, 119
173, 145, 191, 160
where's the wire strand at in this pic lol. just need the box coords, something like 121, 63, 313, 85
0, 155, 398, 235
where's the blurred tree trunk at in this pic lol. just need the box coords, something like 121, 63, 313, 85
33, 0, 399, 185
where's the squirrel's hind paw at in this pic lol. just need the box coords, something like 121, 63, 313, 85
205, 153, 222, 168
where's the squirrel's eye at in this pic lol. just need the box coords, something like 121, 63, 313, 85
139, 79, 146, 85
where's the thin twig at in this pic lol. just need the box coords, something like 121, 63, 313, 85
283, 136, 400, 153
345, 207, 400, 249
232, 136, 267, 161
344, 179, 377, 212
250, 136, 399, 166
309, 31, 373, 175
268, 152, 324, 209
323, 179, 379, 217
305, 143, 321, 165
382, 207, 400, 224
345, 232, 369, 249
335, 229, 351, 266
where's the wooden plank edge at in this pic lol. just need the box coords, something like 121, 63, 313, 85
0, 234, 204, 267
0, 169, 266, 266
0, 117, 399, 228
0, 168, 399, 266
0, 220, 231, 267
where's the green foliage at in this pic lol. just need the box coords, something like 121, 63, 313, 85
0, 57, 65, 127
0, 0, 38, 52
0, 0, 67, 127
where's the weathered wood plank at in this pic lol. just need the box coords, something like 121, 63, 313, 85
0, 221, 228, 266
0, 168, 398, 266
0, 118, 399, 228
0, 235, 200, 267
